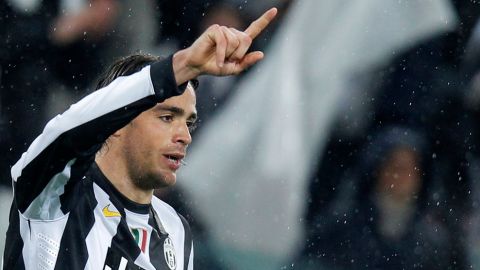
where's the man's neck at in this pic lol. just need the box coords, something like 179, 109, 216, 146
95, 153, 153, 205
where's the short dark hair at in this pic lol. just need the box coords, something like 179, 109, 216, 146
96, 53, 199, 91
96, 54, 160, 90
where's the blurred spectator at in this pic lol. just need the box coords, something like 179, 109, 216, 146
371, 3, 480, 267
0, 0, 159, 186
304, 2, 480, 268
0, 0, 120, 186
293, 126, 451, 270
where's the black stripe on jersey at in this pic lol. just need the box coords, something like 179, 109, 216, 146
60, 157, 95, 213
148, 211, 171, 269
2, 201, 26, 270
109, 221, 143, 263
178, 214, 192, 270
53, 179, 97, 270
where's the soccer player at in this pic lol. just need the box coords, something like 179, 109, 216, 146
3, 8, 277, 270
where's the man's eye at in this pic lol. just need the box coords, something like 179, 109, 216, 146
159, 115, 174, 122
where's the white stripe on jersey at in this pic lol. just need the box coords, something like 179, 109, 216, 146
19, 212, 69, 270
119, 257, 128, 270
84, 183, 122, 270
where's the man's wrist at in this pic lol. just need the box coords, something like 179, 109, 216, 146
172, 49, 201, 86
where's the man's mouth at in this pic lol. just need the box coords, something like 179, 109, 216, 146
163, 153, 185, 170
165, 155, 180, 161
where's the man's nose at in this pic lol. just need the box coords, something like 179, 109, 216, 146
173, 123, 192, 146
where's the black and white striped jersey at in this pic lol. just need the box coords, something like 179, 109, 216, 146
3, 56, 194, 270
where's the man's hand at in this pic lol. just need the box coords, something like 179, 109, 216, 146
173, 7, 278, 85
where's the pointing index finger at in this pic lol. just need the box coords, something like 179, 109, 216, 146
244, 7, 278, 40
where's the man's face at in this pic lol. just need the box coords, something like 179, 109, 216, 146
119, 86, 197, 190
376, 147, 422, 201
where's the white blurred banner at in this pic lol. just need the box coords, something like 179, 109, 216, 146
179, 0, 457, 268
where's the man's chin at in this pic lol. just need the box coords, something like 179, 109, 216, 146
134, 171, 176, 190
161, 173, 177, 187
155, 170, 177, 188
159, 171, 177, 186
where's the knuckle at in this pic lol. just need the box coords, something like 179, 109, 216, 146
209, 24, 220, 31
242, 33, 252, 44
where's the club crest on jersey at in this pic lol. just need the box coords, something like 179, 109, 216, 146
163, 237, 176, 269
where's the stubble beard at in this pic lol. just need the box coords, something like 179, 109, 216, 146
125, 156, 174, 191
131, 171, 173, 191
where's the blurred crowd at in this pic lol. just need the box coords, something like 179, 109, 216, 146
290, 1, 480, 269
2, 0, 480, 269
